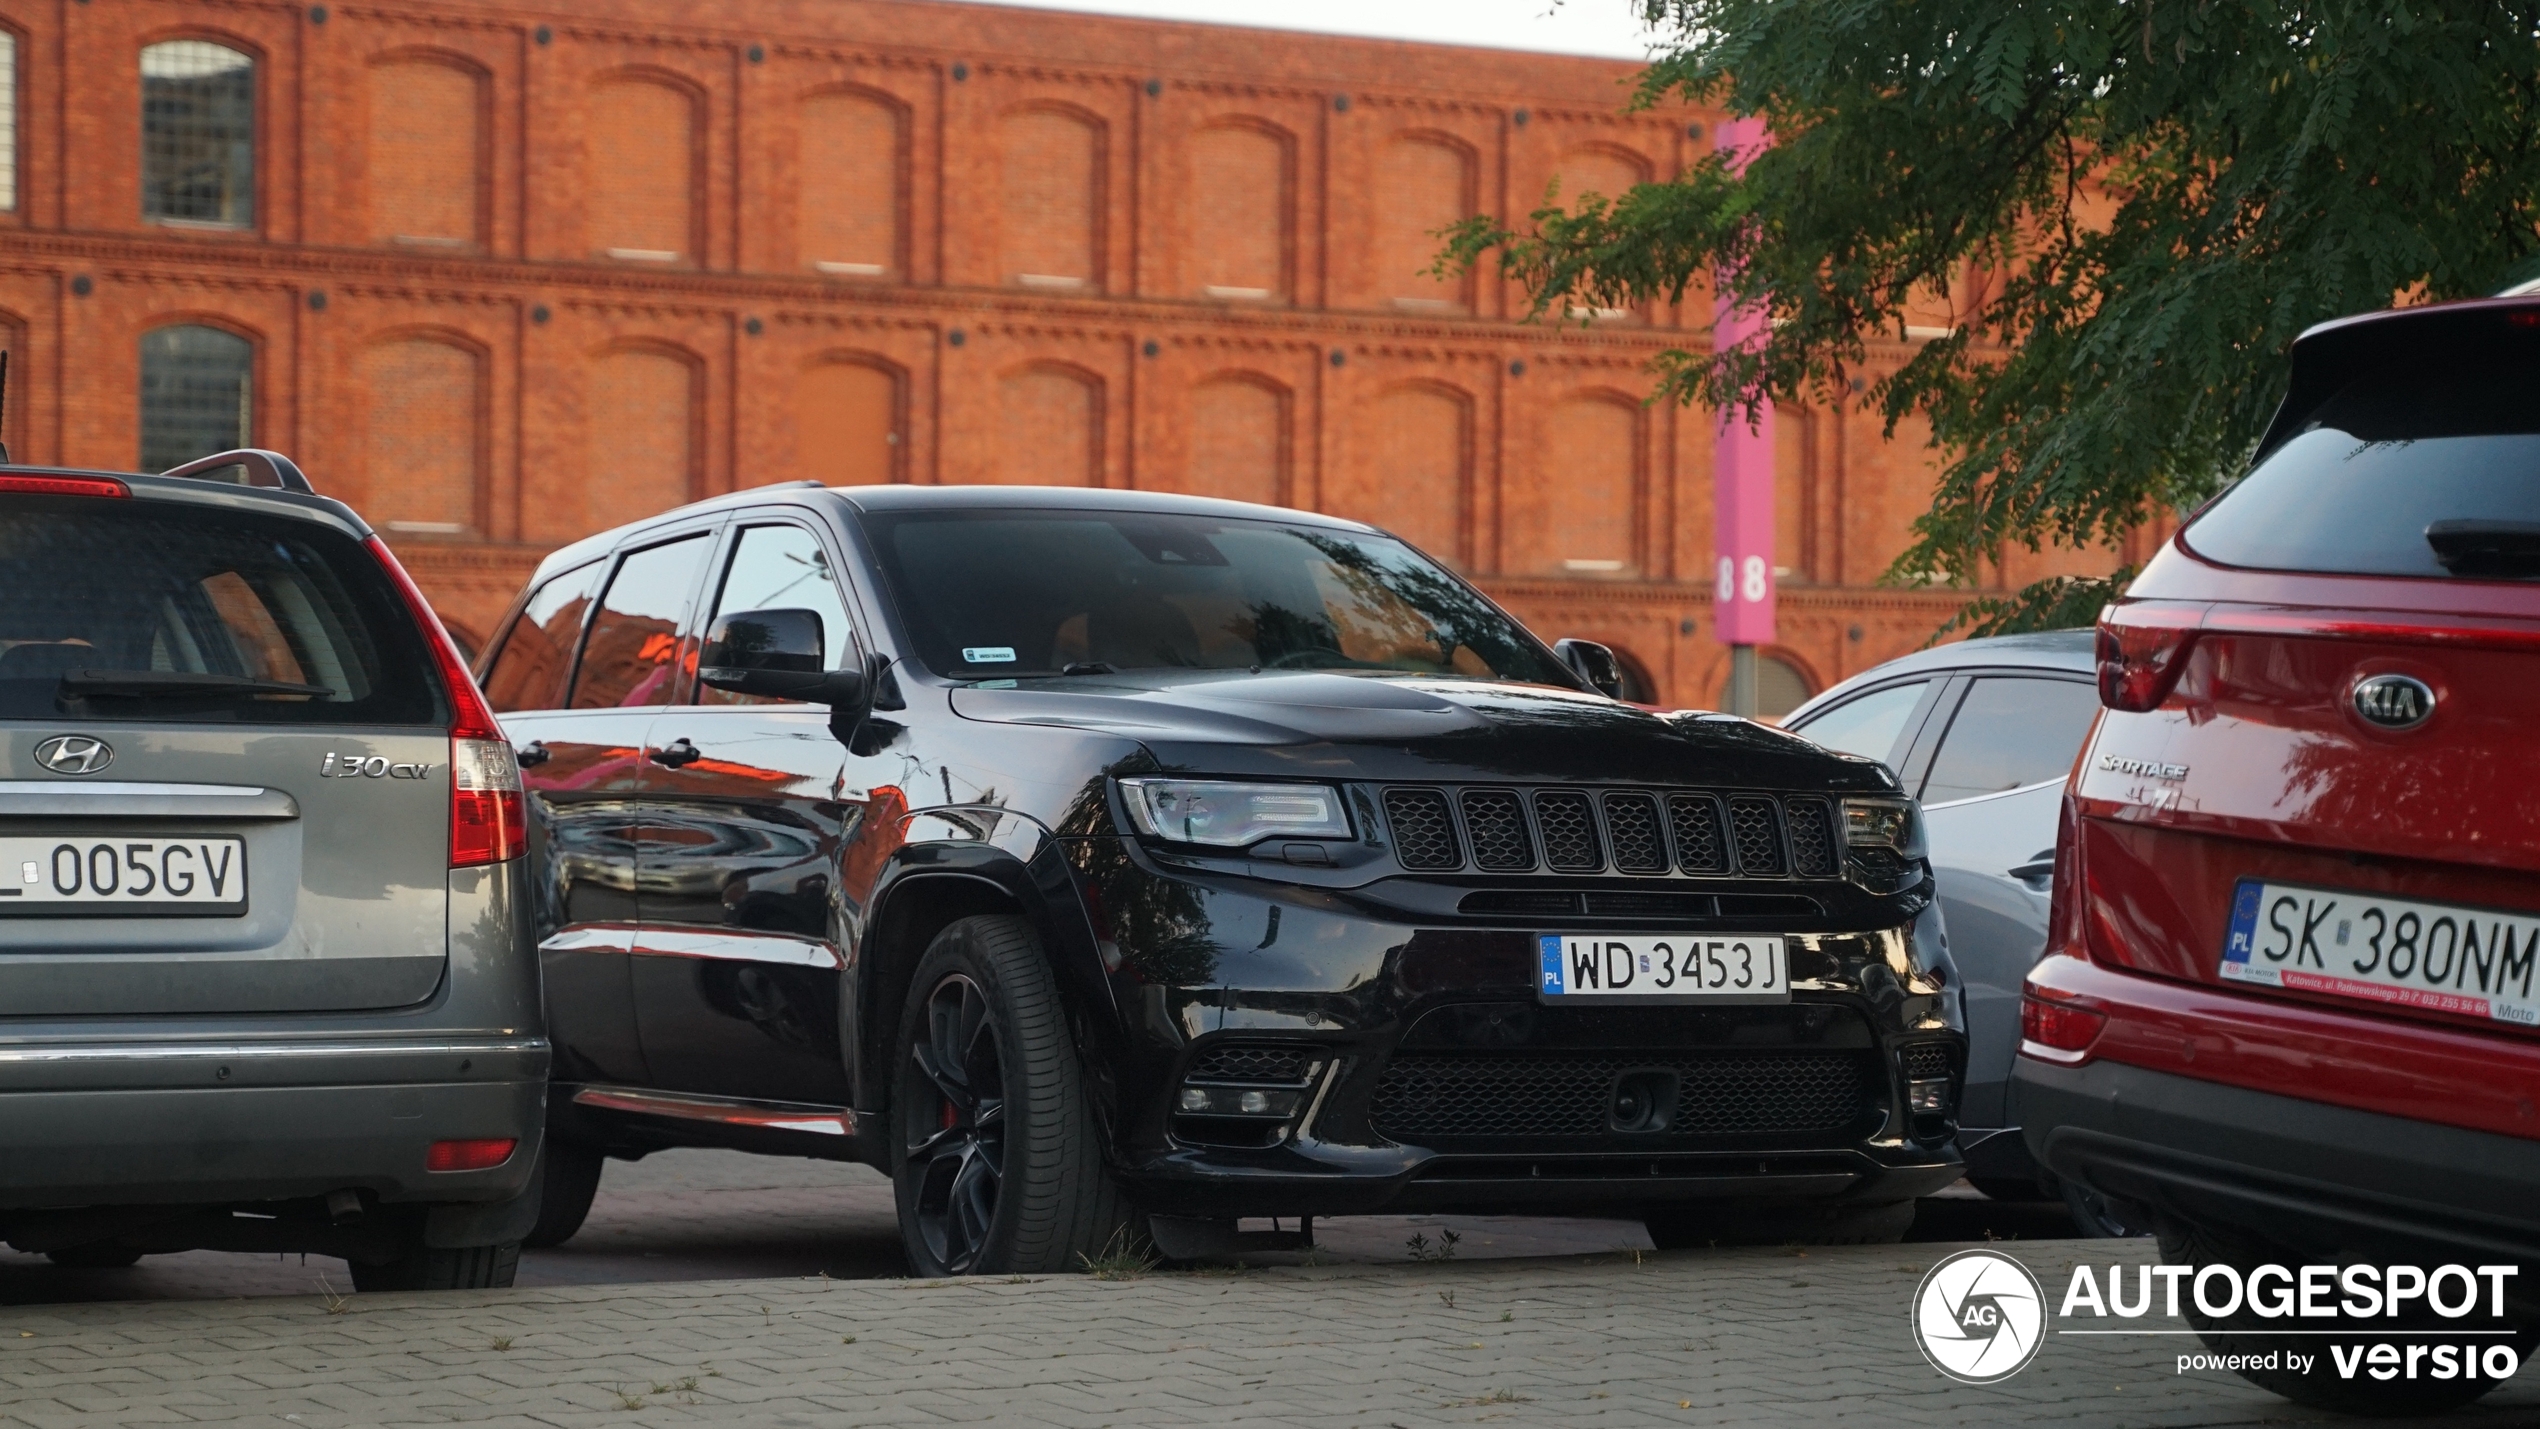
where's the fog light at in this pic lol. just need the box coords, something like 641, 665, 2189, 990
426, 1137, 518, 1172
1907, 1078, 1950, 1114
1174, 1086, 1301, 1118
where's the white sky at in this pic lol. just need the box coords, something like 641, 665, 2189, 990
967, 0, 1666, 60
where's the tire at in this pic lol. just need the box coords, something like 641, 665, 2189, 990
2161, 1220, 2511, 1417
2063, 1178, 2150, 1238
45, 1243, 144, 1268
890, 914, 1131, 1277
523, 1140, 605, 1248
347, 1240, 521, 1292
1645, 1199, 1915, 1249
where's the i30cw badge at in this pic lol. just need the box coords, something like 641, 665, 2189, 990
33, 734, 113, 776
1912, 1248, 2046, 1384
2353, 673, 2436, 731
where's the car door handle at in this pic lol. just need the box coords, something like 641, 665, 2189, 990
2009, 858, 2056, 885
648, 738, 701, 769
515, 740, 550, 768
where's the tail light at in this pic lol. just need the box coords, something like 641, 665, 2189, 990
2095, 608, 2200, 712
365, 536, 526, 867
425, 1137, 518, 1172
2046, 790, 2084, 957
2019, 984, 2108, 1064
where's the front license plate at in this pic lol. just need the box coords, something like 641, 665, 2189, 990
0, 836, 249, 912
2221, 879, 2540, 1027
1538, 934, 1789, 1003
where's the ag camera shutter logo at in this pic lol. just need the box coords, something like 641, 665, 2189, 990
1913, 1249, 2047, 1383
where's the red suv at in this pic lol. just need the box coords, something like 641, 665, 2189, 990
2014, 296, 2540, 1414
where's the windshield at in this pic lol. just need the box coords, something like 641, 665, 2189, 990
0, 495, 443, 724
862, 509, 1575, 685
2184, 362, 2540, 579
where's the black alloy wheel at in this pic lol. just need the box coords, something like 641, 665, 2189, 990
902, 971, 1009, 1274
889, 915, 1134, 1277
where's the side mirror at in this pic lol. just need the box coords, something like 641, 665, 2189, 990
699, 608, 867, 706
1553, 638, 1623, 699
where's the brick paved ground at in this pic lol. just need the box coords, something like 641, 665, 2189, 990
5, 1236, 2535, 1427
1, 1151, 2079, 1306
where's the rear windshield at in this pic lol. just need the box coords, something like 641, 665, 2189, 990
2184, 363, 2540, 578
861, 508, 1575, 685
0, 495, 444, 724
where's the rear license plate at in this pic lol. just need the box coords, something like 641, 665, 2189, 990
2221, 879, 2540, 1027
0, 837, 248, 912
1538, 933, 1789, 1003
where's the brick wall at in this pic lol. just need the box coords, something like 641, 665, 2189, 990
0, 0, 2132, 704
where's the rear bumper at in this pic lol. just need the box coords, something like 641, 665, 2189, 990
0, 1035, 547, 1210
2016, 1055, 2540, 1263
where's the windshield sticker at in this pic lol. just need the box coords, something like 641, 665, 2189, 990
961, 646, 1017, 664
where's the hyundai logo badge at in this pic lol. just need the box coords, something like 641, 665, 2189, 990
2353, 674, 2435, 731
33, 734, 114, 775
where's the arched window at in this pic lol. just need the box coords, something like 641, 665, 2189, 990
362, 336, 481, 533
1519, 393, 1639, 576
1000, 107, 1101, 290
588, 76, 697, 261
1179, 375, 1285, 505
994, 364, 1099, 486
796, 359, 900, 486
1551, 146, 1648, 211
369, 56, 484, 247
587, 347, 696, 529
1334, 384, 1468, 563
1189, 122, 1289, 300
1756, 655, 1813, 719
142, 41, 255, 227
139, 324, 251, 471
1375, 135, 1472, 311
799, 90, 903, 277
0, 32, 20, 212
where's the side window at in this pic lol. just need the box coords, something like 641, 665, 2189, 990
1789, 680, 1929, 766
481, 559, 604, 713
569, 535, 712, 710
696, 523, 856, 706
1921, 677, 2102, 805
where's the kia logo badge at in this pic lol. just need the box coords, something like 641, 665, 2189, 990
33, 734, 114, 775
2353, 674, 2435, 731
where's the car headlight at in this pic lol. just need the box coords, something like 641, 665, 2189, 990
1120, 779, 1351, 848
1841, 797, 1927, 860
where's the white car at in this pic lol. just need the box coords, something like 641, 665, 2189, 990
1782, 631, 2133, 1234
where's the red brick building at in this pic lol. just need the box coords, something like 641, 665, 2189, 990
0, 0, 2138, 709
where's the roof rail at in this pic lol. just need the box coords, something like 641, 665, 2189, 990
158, 448, 314, 494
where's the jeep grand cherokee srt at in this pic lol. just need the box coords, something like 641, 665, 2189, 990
478, 484, 1961, 1274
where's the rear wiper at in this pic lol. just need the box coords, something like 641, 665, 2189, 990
59, 669, 334, 699
2425, 520, 2540, 578
1059, 661, 1118, 677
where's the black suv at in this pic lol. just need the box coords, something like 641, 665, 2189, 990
477, 484, 1960, 1274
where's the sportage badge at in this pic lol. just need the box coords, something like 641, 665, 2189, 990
33, 734, 113, 775
2353, 674, 2435, 731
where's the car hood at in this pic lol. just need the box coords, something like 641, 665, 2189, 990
946, 670, 1895, 791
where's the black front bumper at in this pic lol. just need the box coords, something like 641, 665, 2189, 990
2017, 1056, 2540, 1264
1076, 845, 1965, 1219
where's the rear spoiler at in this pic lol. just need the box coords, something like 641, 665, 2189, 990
2253, 297, 2540, 463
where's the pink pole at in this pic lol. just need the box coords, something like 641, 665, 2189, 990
1710, 117, 1775, 710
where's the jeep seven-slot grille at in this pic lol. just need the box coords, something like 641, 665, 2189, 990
1379, 784, 1839, 879
1384, 788, 1462, 871
1370, 1051, 1872, 1141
